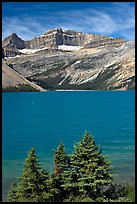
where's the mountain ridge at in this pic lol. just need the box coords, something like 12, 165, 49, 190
2, 28, 126, 57
2, 28, 135, 90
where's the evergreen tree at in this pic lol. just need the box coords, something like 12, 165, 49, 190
53, 142, 70, 176
39, 169, 50, 193
62, 132, 113, 199
7, 133, 117, 202
7, 148, 52, 202
8, 148, 43, 202
38, 169, 55, 202
7, 183, 18, 202
52, 142, 70, 201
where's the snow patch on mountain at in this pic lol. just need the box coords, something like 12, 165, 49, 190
19, 47, 48, 54
58, 45, 83, 51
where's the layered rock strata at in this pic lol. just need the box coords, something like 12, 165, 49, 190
2, 44, 21, 57
2, 28, 125, 57
25, 28, 125, 49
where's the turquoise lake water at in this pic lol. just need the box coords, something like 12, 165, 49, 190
2, 91, 135, 201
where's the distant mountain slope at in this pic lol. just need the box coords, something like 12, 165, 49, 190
2, 60, 45, 91
5, 40, 135, 90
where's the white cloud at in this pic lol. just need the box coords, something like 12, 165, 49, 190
2, 16, 47, 40
2, 2, 135, 40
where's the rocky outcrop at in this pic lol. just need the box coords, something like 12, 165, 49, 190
2, 44, 21, 57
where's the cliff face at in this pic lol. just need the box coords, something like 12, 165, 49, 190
25, 28, 92, 49
25, 28, 125, 49
2, 44, 21, 57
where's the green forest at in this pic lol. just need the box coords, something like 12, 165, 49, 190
7, 132, 135, 202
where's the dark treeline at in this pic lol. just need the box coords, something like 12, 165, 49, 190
2, 84, 40, 92
7, 132, 135, 202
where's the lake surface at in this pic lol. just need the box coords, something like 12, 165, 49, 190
2, 91, 135, 201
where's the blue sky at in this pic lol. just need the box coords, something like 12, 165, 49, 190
2, 2, 135, 41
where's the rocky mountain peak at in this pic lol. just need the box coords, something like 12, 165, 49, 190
3, 33, 23, 43
2, 32, 25, 50
10, 32, 18, 38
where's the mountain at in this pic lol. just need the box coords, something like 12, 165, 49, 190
2, 28, 125, 57
2, 33, 25, 49
2, 33, 25, 57
2, 28, 135, 90
2, 60, 45, 91
25, 28, 125, 49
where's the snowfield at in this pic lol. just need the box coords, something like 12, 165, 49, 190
19, 47, 48, 54
58, 45, 83, 51
17, 45, 83, 55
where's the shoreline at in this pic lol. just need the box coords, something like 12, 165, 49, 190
2, 89, 135, 93
54, 89, 134, 91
